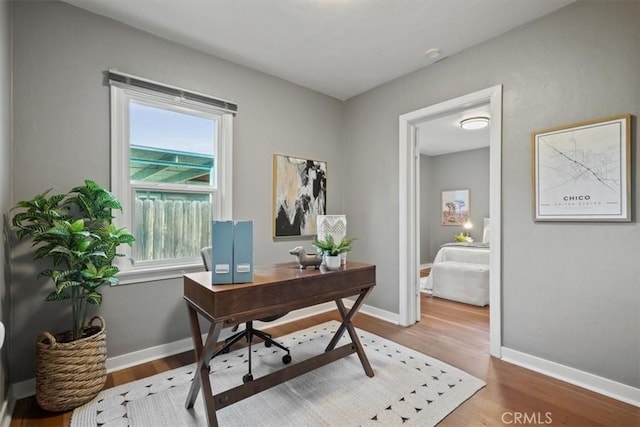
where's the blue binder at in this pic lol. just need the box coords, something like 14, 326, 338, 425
233, 221, 254, 283
211, 220, 234, 284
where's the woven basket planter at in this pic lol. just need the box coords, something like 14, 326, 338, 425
35, 316, 107, 412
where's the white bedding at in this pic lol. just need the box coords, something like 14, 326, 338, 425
422, 243, 490, 306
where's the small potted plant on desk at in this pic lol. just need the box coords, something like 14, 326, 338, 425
312, 235, 356, 271
11, 180, 134, 411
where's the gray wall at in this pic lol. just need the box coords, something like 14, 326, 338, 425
421, 148, 490, 262
419, 155, 433, 264
345, 0, 639, 388
7, 0, 640, 392
0, 0, 11, 408
10, 2, 345, 383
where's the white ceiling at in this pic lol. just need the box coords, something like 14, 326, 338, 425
417, 103, 490, 156
62, 0, 574, 101
61, 0, 572, 155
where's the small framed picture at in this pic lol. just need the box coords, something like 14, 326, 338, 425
532, 115, 631, 222
441, 189, 470, 226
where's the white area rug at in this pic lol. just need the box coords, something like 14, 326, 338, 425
71, 321, 484, 426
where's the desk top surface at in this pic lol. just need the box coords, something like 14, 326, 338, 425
185, 261, 375, 293
183, 261, 376, 321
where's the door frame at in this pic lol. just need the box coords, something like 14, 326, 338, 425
398, 85, 503, 357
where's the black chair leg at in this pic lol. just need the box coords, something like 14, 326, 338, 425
222, 326, 243, 346
212, 326, 248, 358
253, 329, 290, 355
213, 321, 292, 382
243, 321, 254, 383
253, 328, 292, 365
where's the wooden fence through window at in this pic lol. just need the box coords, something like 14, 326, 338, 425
133, 198, 212, 261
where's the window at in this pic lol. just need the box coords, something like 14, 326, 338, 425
110, 73, 234, 281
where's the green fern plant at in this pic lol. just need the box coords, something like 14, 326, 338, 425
312, 235, 356, 257
12, 180, 135, 341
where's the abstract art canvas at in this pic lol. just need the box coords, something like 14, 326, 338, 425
273, 154, 327, 237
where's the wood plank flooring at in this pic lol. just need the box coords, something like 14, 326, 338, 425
11, 295, 640, 426
420, 267, 431, 278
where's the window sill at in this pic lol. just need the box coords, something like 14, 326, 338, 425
115, 261, 205, 286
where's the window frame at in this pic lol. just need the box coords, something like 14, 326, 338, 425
110, 82, 233, 284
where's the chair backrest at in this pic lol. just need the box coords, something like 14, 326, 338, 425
201, 247, 213, 271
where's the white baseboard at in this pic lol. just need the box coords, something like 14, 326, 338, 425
8, 301, 349, 400
10, 313, 638, 412
502, 347, 640, 408
253, 301, 337, 329
10, 378, 35, 401
106, 335, 200, 374
0, 396, 11, 427
106, 301, 339, 373
360, 303, 399, 324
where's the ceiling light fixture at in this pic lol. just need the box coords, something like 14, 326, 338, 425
424, 48, 441, 59
460, 116, 489, 130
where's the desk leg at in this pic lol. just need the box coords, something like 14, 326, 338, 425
184, 304, 223, 427
325, 288, 374, 377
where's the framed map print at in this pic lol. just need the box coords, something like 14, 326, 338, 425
532, 115, 630, 221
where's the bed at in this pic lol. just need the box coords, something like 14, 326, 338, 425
421, 218, 490, 306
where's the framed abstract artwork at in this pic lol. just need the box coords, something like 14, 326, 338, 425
272, 154, 327, 238
441, 189, 470, 225
532, 115, 631, 221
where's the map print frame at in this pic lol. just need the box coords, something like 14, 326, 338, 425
532, 115, 631, 222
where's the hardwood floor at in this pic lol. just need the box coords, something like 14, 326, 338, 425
11, 295, 640, 426
420, 267, 431, 278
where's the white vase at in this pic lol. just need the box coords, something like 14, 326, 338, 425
317, 215, 347, 265
324, 255, 341, 271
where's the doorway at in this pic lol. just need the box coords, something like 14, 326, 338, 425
398, 85, 502, 357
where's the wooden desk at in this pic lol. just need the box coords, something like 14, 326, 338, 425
183, 261, 376, 427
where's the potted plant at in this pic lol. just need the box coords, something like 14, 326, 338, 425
12, 180, 134, 411
454, 232, 467, 242
454, 232, 473, 243
312, 235, 356, 270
